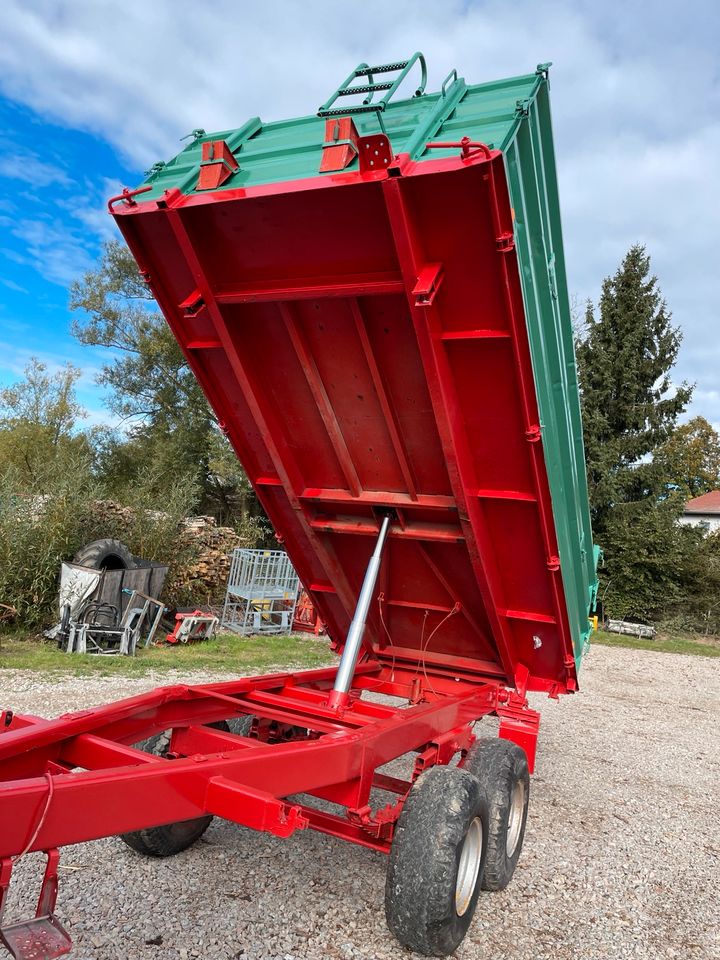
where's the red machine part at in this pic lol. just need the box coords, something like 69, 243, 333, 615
319, 117, 360, 172
0, 849, 71, 959
165, 609, 218, 644
196, 139, 239, 191
293, 589, 325, 635
0, 631, 539, 957
0, 666, 538, 857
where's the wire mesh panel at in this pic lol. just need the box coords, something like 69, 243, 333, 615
221, 549, 300, 636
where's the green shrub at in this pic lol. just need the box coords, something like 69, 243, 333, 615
0, 462, 197, 630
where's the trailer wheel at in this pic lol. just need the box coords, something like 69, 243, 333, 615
120, 731, 212, 857
385, 766, 488, 957
462, 737, 529, 891
226, 715, 254, 737
119, 717, 254, 858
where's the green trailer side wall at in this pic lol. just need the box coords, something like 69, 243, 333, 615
134, 63, 599, 668
500, 78, 599, 665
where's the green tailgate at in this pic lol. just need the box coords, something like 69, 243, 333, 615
136, 59, 599, 668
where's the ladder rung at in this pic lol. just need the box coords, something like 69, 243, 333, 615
320, 104, 384, 117
338, 82, 393, 96
355, 61, 409, 76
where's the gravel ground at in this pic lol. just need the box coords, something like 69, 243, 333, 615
1, 645, 718, 960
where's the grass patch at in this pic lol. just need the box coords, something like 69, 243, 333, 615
3, 625, 717, 679
592, 628, 720, 658
0, 631, 335, 677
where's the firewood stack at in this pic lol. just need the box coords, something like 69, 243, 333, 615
173, 516, 245, 600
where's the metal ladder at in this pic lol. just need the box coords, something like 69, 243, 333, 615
317, 53, 428, 132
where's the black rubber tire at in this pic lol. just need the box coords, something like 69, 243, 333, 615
120, 717, 255, 857
462, 737, 530, 891
73, 538, 136, 571
120, 731, 213, 857
226, 715, 254, 737
385, 766, 489, 957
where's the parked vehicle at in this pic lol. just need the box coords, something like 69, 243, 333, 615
0, 55, 598, 958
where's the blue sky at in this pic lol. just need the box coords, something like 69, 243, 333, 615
0, 0, 718, 429
0, 95, 133, 424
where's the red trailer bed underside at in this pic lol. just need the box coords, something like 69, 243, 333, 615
114, 149, 575, 695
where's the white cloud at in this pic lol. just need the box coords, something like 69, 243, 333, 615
57, 177, 123, 243
9, 217, 94, 286
0, 0, 717, 423
0, 338, 106, 389
0, 278, 29, 294
0, 317, 30, 334
76, 404, 121, 430
1, 247, 32, 268
0, 143, 72, 187
0, 339, 122, 429
1, 162, 123, 289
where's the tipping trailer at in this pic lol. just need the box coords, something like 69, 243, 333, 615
0, 55, 598, 958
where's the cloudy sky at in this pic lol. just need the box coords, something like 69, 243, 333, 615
0, 0, 718, 428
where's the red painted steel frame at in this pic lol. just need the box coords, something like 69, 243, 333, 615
0, 666, 538, 859
0, 664, 540, 951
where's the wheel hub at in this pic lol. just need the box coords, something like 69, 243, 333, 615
506, 780, 525, 857
455, 816, 483, 916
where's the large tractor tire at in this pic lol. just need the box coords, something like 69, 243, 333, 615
73, 538, 136, 571
462, 737, 530, 891
120, 717, 255, 857
385, 765, 488, 956
119, 730, 213, 857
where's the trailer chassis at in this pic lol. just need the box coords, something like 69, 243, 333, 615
0, 659, 538, 957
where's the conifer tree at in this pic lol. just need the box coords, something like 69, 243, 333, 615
577, 245, 694, 619
577, 244, 692, 535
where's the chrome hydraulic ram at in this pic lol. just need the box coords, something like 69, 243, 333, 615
328, 515, 391, 710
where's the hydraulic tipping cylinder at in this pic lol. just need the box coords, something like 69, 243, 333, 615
328, 515, 391, 710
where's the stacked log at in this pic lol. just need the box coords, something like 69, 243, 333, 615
172, 516, 244, 600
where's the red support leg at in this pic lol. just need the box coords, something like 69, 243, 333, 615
0, 850, 72, 960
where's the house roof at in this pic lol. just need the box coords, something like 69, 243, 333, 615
683, 490, 720, 514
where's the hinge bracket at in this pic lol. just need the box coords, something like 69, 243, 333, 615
358, 133, 393, 173
412, 263, 444, 306
196, 139, 239, 191
319, 117, 360, 173
496, 231, 515, 252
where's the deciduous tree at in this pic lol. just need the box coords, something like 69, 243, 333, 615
70, 240, 264, 528
0, 359, 91, 487
654, 415, 720, 498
